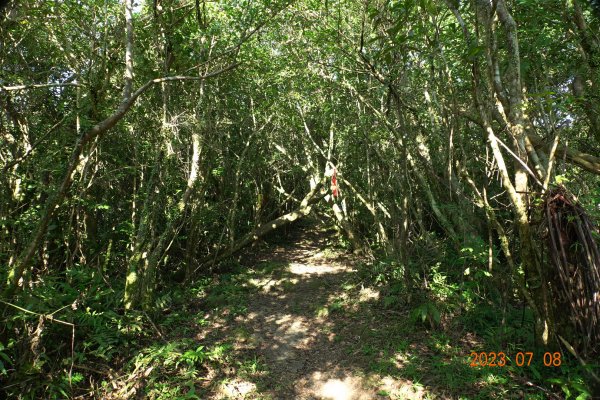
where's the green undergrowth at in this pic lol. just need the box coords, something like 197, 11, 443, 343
2, 241, 598, 399
104, 259, 283, 399
350, 240, 597, 399
0, 258, 281, 399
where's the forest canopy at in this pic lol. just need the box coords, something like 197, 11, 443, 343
1, 0, 600, 398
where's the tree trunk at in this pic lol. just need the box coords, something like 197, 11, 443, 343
199, 177, 326, 268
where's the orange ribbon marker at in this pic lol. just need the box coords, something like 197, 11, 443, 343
331, 167, 339, 198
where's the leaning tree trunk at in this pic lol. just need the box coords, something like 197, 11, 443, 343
124, 132, 202, 310
445, 0, 554, 345
1, 0, 237, 302
199, 176, 326, 268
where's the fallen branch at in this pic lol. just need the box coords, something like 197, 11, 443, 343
0, 299, 75, 383
196, 178, 326, 271
508, 372, 562, 400
143, 311, 166, 343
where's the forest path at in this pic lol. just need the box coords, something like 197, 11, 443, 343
202, 226, 426, 400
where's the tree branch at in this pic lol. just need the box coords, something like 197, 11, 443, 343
196, 178, 326, 271
529, 134, 600, 176
2, 64, 240, 299
0, 82, 80, 92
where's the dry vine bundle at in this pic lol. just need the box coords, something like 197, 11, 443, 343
544, 186, 600, 356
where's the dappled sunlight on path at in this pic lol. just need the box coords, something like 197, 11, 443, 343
205, 227, 427, 400
288, 261, 348, 276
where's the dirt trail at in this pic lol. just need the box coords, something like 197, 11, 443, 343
196, 226, 558, 400
209, 228, 422, 400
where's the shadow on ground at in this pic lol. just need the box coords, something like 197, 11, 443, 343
176, 225, 536, 400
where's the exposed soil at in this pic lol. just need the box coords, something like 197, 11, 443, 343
202, 227, 425, 400
100, 225, 571, 399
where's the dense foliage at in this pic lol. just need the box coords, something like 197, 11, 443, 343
1, 0, 599, 398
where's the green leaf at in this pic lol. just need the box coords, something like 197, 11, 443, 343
383, 295, 397, 308
555, 174, 570, 184
429, 303, 441, 324
530, 365, 541, 380
0, 351, 11, 364
467, 45, 485, 59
